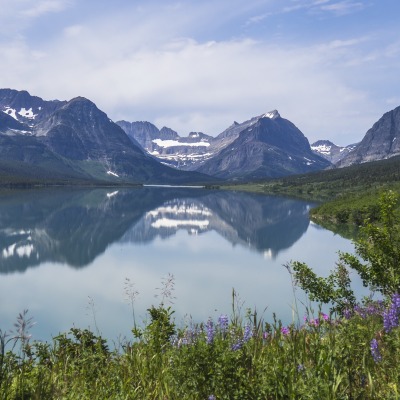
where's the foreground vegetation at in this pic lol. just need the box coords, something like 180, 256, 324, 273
1, 192, 400, 399
0, 299, 398, 399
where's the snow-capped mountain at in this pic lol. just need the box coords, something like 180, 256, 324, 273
336, 105, 400, 167
119, 110, 331, 179
311, 140, 358, 164
117, 120, 215, 170
0, 89, 212, 184
196, 110, 331, 180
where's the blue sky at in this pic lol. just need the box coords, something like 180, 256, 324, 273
1, 0, 400, 145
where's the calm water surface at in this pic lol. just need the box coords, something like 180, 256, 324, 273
0, 187, 363, 343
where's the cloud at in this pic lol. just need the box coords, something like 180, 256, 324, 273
282, 0, 366, 16
318, 1, 366, 15
0, 0, 398, 146
20, 0, 72, 18
3, 28, 376, 143
0, 0, 72, 36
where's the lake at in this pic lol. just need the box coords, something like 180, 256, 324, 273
0, 187, 363, 344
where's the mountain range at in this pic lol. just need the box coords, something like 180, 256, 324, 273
0, 89, 212, 185
118, 110, 331, 180
1, 88, 400, 184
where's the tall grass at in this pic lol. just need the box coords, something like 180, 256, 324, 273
1, 287, 399, 399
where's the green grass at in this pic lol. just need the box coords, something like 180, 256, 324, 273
1, 293, 399, 399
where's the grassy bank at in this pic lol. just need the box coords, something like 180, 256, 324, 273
1, 295, 399, 399
220, 156, 400, 229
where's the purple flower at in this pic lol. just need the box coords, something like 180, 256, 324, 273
281, 326, 290, 335
218, 314, 229, 333
308, 318, 319, 327
231, 340, 243, 351
263, 331, 269, 340
208, 396, 216, 400
383, 293, 400, 333
321, 313, 329, 321
343, 308, 353, 320
297, 364, 305, 372
243, 325, 252, 343
370, 338, 382, 363
206, 319, 215, 344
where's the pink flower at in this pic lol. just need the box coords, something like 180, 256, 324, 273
281, 326, 290, 335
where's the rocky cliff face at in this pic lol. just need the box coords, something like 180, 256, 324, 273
0, 89, 213, 184
337, 106, 400, 167
196, 110, 331, 180
311, 140, 358, 164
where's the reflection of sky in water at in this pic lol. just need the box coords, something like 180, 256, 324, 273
0, 192, 368, 346
0, 218, 364, 344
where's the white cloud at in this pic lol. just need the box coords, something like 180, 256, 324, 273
20, 0, 72, 18
318, 1, 366, 15
0, 0, 72, 35
0, 0, 399, 147
282, 0, 366, 15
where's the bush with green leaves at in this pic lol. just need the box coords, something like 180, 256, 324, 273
292, 190, 400, 313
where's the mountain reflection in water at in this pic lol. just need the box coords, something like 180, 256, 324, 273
0, 187, 315, 274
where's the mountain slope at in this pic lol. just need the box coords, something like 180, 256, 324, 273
117, 120, 214, 170
196, 110, 331, 180
311, 140, 358, 164
0, 89, 214, 184
337, 105, 400, 167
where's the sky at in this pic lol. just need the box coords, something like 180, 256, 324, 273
1, 0, 400, 145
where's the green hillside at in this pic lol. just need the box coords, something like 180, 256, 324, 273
220, 156, 400, 228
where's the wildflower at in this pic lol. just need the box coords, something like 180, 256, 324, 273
243, 324, 252, 343
218, 314, 229, 334
263, 331, 269, 340
383, 293, 400, 333
206, 319, 215, 344
321, 313, 329, 321
309, 318, 320, 327
281, 326, 290, 335
231, 340, 242, 351
343, 308, 353, 319
297, 364, 305, 372
208, 395, 216, 400
370, 338, 382, 363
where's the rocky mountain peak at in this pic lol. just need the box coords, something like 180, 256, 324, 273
337, 105, 400, 167
261, 110, 280, 120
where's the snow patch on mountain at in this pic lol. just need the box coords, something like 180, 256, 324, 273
18, 107, 37, 119
4, 107, 17, 119
262, 110, 280, 120
153, 139, 210, 148
107, 170, 119, 177
311, 143, 332, 155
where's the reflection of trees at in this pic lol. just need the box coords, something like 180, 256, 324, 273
0, 188, 314, 274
